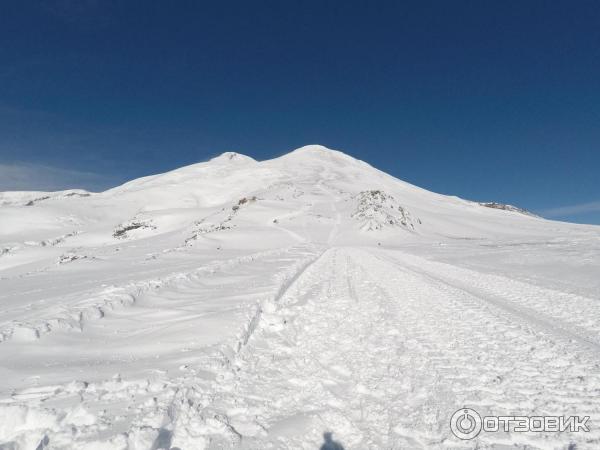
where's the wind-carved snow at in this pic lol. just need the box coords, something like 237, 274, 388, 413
0, 145, 599, 449
351, 190, 417, 231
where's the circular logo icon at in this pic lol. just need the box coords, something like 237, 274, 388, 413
450, 408, 482, 440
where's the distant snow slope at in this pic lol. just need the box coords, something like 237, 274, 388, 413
1, 145, 599, 449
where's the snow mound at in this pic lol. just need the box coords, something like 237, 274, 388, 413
351, 190, 417, 231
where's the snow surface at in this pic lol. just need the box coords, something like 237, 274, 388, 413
0, 145, 599, 449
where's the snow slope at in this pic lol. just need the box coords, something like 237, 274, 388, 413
0, 145, 599, 449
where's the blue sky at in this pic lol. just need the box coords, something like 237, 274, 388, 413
0, 1, 599, 224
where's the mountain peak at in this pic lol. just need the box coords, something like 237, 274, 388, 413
292, 144, 335, 153
278, 145, 364, 166
210, 151, 256, 164
289, 144, 345, 157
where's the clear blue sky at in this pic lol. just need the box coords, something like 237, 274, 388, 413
1, 1, 599, 223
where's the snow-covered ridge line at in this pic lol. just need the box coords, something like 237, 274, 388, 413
0, 190, 92, 207
478, 201, 539, 217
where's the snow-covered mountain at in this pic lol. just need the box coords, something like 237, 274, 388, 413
1, 145, 599, 449
0, 145, 578, 255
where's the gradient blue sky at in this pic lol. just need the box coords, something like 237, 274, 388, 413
1, 1, 599, 223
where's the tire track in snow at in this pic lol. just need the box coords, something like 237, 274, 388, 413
170, 248, 459, 448
355, 248, 600, 449
375, 249, 600, 355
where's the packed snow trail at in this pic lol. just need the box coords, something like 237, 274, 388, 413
159, 247, 600, 449
377, 249, 600, 353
